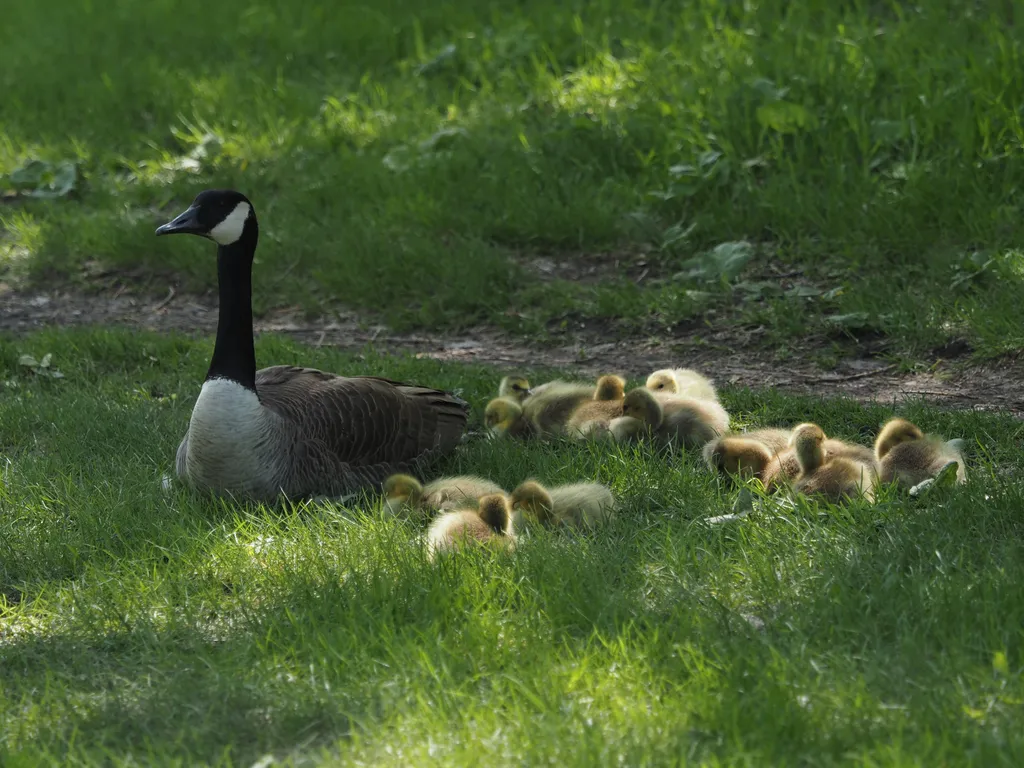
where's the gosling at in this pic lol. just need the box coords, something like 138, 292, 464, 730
383, 473, 504, 517
509, 479, 616, 530
874, 418, 967, 488
425, 493, 517, 561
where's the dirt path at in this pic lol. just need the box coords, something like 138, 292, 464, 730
3, 286, 1021, 416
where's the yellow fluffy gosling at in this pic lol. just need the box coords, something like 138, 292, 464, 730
383, 473, 505, 517
521, 380, 597, 436
565, 375, 628, 438
702, 428, 793, 479
425, 493, 516, 561
608, 415, 649, 444
509, 479, 616, 530
759, 429, 876, 492
790, 423, 877, 502
620, 387, 729, 449
484, 397, 536, 439
874, 418, 967, 488
645, 368, 719, 402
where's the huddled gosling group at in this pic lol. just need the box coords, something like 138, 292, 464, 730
382, 473, 616, 561
486, 367, 730, 446
490, 368, 965, 501
382, 366, 967, 561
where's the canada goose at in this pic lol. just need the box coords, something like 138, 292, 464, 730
620, 387, 729, 449
874, 418, 967, 488
702, 428, 793, 479
498, 375, 533, 403
425, 493, 516, 560
646, 368, 719, 403
382, 473, 504, 517
789, 423, 877, 502
484, 397, 536, 439
521, 380, 597, 436
156, 190, 467, 501
509, 480, 615, 530
565, 376, 627, 438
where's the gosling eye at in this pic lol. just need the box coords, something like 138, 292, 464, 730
655, 383, 664, 390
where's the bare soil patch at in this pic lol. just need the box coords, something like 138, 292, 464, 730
3, 285, 1021, 416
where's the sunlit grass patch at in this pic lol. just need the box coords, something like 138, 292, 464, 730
0, 328, 1022, 764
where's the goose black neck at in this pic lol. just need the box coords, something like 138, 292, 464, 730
207, 237, 257, 392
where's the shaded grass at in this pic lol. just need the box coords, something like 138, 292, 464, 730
2, 1, 1024, 356
1, 328, 1023, 765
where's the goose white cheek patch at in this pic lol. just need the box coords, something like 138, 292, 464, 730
209, 202, 252, 245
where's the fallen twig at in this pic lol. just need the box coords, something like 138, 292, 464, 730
151, 287, 176, 312
801, 364, 895, 384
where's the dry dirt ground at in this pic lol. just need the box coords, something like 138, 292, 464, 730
3, 285, 1022, 416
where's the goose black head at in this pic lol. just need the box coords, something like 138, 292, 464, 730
156, 189, 257, 247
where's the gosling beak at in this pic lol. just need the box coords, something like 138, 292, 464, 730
524, 388, 534, 397
156, 205, 206, 237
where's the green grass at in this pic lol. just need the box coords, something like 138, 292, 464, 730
3, 0, 1024, 357
2, 328, 1023, 766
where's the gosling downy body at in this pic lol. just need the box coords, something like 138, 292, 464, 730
621, 387, 729, 449
521, 380, 597, 436
383, 473, 504, 517
158, 190, 467, 501
874, 418, 967, 488
739, 428, 793, 454
646, 368, 719, 403
608, 415, 649, 444
565, 376, 627, 438
425, 493, 516, 560
510, 480, 615, 530
790, 423, 877, 502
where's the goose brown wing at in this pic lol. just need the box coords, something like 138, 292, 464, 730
254, 366, 467, 465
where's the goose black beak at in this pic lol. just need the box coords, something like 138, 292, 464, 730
156, 206, 206, 237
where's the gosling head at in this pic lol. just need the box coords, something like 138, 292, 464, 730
382, 473, 424, 505
477, 493, 514, 535
498, 375, 533, 403
645, 370, 678, 394
621, 387, 663, 427
484, 397, 523, 436
156, 189, 257, 248
509, 480, 555, 523
594, 374, 627, 401
874, 418, 925, 460
790, 423, 827, 473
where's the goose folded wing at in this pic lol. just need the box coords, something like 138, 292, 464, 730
255, 366, 467, 465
